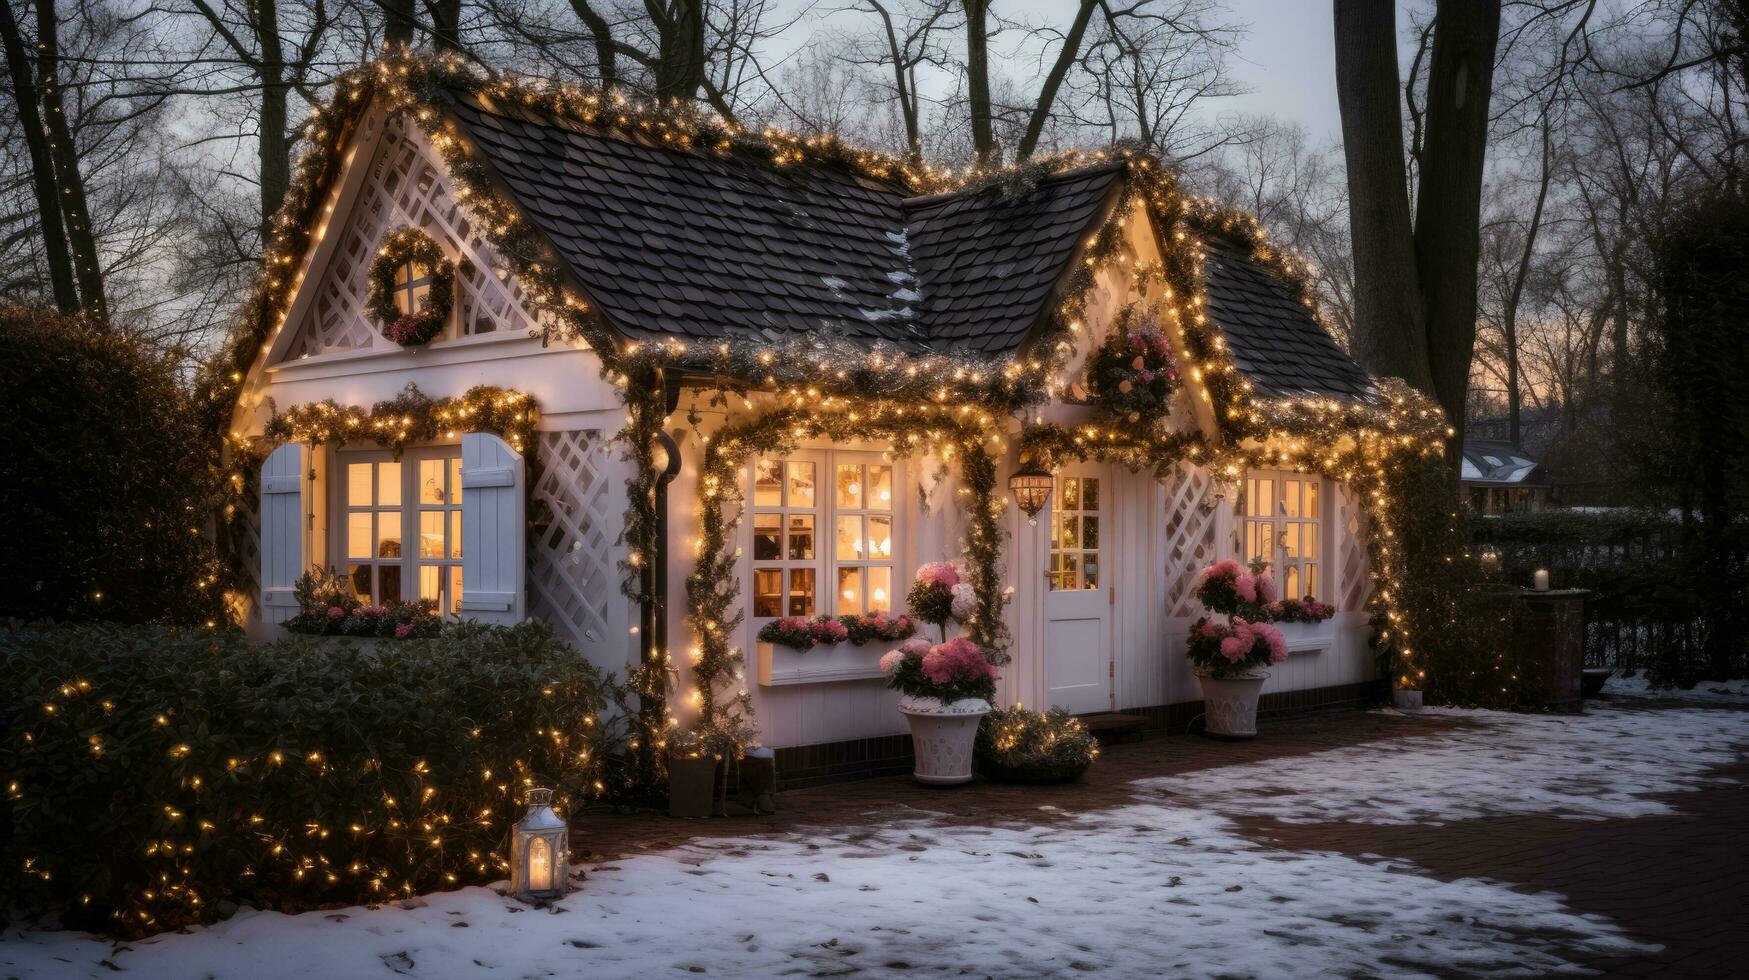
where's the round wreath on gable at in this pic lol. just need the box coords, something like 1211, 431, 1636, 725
1084, 303, 1179, 426
367, 227, 456, 347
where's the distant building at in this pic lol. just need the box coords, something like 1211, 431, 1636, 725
1461, 439, 1549, 515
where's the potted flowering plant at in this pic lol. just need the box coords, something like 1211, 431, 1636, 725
880, 635, 999, 785
1185, 559, 1295, 739
907, 561, 960, 634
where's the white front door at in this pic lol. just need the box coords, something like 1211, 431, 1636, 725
1044, 465, 1113, 714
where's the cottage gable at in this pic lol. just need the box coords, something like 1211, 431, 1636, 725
273, 111, 542, 363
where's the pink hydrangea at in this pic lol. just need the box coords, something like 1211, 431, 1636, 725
1197, 558, 1243, 587
916, 561, 961, 587
1255, 574, 1278, 603
327, 606, 345, 619
394, 623, 415, 639
1255, 622, 1289, 663
921, 637, 997, 685
1233, 571, 1257, 603
899, 637, 933, 658
814, 618, 849, 643
879, 650, 905, 675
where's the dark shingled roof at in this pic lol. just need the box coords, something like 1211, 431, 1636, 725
1202, 239, 1373, 401
439, 88, 1372, 395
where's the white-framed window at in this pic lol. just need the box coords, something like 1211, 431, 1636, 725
393, 260, 433, 316
1243, 470, 1324, 600
337, 446, 464, 614
750, 451, 897, 620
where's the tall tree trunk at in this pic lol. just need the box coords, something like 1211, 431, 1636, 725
570, 0, 617, 88
962, 0, 997, 166
1502, 114, 1555, 447
1014, 0, 1097, 162
0, 0, 77, 312
35, 0, 104, 317
255, 0, 290, 246
869, 0, 922, 167
1333, 0, 1433, 392
1413, 0, 1502, 438
384, 0, 416, 47
430, 0, 461, 52
651, 0, 705, 102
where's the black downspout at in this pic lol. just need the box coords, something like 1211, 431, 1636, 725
640, 374, 683, 790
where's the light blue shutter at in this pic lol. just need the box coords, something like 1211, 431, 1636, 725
259, 443, 309, 624
459, 432, 525, 624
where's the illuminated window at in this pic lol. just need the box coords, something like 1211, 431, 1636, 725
751, 451, 897, 622
393, 261, 432, 316
340, 447, 463, 613
1048, 474, 1101, 590
1243, 471, 1323, 600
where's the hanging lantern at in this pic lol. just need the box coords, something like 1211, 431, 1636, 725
509, 787, 569, 902
1008, 460, 1054, 525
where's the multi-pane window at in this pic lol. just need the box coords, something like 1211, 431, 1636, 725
341, 448, 463, 613
393, 261, 432, 316
1243, 471, 1322, 600
1048, 474, 1102, 590
751, 452, 897, 621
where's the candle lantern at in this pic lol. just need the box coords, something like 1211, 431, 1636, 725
510, 787, 569, 902
1533, 568, 1551, 592
1007, 460, 1054, 525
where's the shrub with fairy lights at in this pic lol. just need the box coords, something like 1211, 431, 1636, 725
975, 706, 1098, 783
0, 620, 627, 937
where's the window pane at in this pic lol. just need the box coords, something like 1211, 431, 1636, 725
1305, 564, 1319, 598
1304, 481, 1319, 518
786, 461, 815, 508
1058, 512, 1079, 549
1060, 553, 1079, 591
419, 511, 445, 558
1082, 515, 1100, 550
347, 513, 373, 560
348, 564, 372, 603
1082, 477, 1099, 512
1083, 553, 1099, 590
378, 565, 402, 605
868, 515, 892, 558
787, 514, 814, 560
377, 462, 402, 506
1284, 480, 1302, 518
867, 566, 892, 613
753, 569, 781, 618
1283, 523, 1299, 559
1301, 522, 1318, 558
754, 459, 782, 507
787, 569, 814, 616
376, 512, 402, 559
836, 516, 865, 561
868, 465, 893, 510
420, 564, 441, 600
753, 514, 781, 561
348, 463, 373, 507
410, 282, 430, 312
420, 459, 446, 504
1284, 564, 1300, 599
449, 511, 462, 559
448, 458, 462, 504
838, 567, 863, 614
1060, 477, 1079, 512
836, 463, 864, 510
1255, 479, 1273, 519
449, 567, 463, 616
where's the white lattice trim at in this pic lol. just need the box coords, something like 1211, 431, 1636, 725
1337, 484, 1372, 612
1162, 462, 1221, 620
528, 429, 628, 666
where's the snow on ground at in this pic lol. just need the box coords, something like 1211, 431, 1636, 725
5, 690, 1745, 980
1602, 672, 1749, 702
1, 803, 1649, 980
1141, 690, 1749, 826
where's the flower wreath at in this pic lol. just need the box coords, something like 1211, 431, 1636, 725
367, 227, 456, 347
1084, 303, 1179, 426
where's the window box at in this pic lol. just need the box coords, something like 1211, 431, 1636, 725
1275, 619, 1336, 655
755, 640, 897, 687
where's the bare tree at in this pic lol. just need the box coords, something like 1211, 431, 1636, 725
0, 0, 77, 312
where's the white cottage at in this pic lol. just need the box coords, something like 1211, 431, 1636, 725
226, 58, 1394, 784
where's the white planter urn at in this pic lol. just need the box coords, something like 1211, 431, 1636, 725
899, 695, 990, 785
1196, 671, 1267, 739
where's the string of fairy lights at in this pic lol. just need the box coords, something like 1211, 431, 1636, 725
206, 49, 1464, 778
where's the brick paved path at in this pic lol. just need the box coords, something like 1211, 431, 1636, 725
572, 697, 1747, 978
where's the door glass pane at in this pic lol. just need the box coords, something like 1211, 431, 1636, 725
867, 566, 892, 613
868, 465, 893, 510
1082, 515, 1100, 550
1081, 477, 1099, 511
419, 512, 445, 558
787, 568, 815, 616
377, 462, 402, 506
1059, 477, 1079, 512
378, 565, 402, 605
786, 462, 815, 508
753, 514, 781, 561
1059, 553, 1079, 591
1058, 513, 1079, 549
787, 515, 814, 560
420, 459, 446, 504
348, 464, 373, 507
449, 511, 462, 559
753, 569, 781, 617
836, 463, 863, 509
838, 567, 863, 614
754, 460, 782, 507
868, 515, 892, 558
1083, 554, 1099, 589
835, 516, 864, 561
376, 512, 402, 558
347, 513, 373, 560
348, 564, 372, 603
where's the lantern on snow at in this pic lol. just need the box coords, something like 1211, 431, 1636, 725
510, 787, 569, 901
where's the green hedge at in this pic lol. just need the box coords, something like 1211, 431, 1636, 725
1, 620, 625, 936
